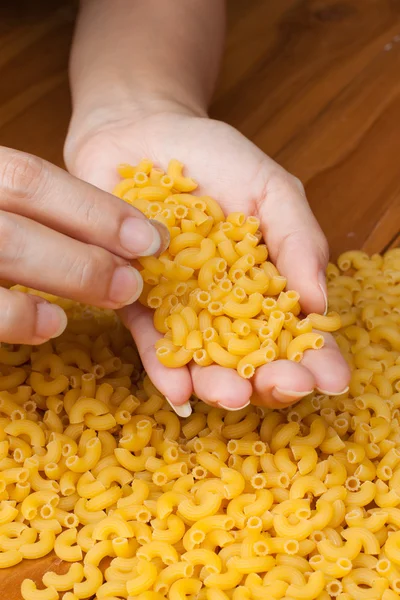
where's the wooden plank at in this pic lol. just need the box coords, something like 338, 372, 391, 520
215, 0, 298, 101
386, 232, 400, 251
211, 0, 400, 257
362, 193, 400, 254
293, 86, 400, 258
1, 554, 65, 600
212, 0, 400, 144
0, 1, 74, 165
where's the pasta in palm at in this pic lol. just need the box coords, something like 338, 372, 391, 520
115, 160, 337, 377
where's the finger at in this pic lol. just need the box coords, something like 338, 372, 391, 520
119, 303, 193, 412
252, 359, 317, 408
189, 364, 252, 410
0, 210, 143, 309
0, 288, 67, 344
256, 168, 329, 314
300, 332, 351, 394
0, 146, 169, 259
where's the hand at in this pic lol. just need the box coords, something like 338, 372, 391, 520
0, 146, 168, 345
65, 109, 350, 410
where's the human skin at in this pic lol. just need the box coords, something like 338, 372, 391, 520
0, 145, 168, 343
64, 0, 350, 411
0, 0, 349, 412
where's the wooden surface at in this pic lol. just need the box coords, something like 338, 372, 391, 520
1, 0, 400, 595
0, 1, 399, 260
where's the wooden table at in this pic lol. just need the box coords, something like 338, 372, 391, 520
0, 0, 400, 596
1, 0, 399, 261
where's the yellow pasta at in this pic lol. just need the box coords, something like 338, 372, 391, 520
4, 420, 46, 447
287, 332, 325, 362
54, 528, 83, 562
167, 159, 197, 192
74, 564, 103, 598
42, 563, 84, 592
308, 311, 342, 332
1, 164, 400, 599
112, 160, 332, 376
155, 345, 194, 368
20, 530, 56, 560
21, 580, 58, 600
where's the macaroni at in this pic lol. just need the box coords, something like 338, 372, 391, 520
42, 563, 84, 592
21, 580, 58, 600
1, 164, 400, 599
113, 160, 331, 375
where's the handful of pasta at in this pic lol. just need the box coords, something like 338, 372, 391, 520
114, 159, 341, 377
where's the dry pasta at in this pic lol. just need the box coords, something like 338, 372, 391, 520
1, 161, 400, 599
114, 160, 338, 377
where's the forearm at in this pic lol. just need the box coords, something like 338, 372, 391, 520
70, 0, 226, 125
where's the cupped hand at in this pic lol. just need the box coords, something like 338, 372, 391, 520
65, 111, 350, 410
0, 146, 168, 345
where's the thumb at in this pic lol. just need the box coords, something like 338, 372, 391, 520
257, 170, 329, 315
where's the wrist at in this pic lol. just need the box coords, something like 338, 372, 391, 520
72, 78, 207, 125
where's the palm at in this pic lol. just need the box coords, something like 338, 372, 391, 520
74, 114, 266, 210
71, 112, 350, 408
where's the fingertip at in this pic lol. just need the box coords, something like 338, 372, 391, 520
270, 229, 328, 315
284, 261, 327, 315
252, 360, 316, 408
190, 364, 252, 409
313, 356, 351, 395
297, 282, 327, 315
119, 302, 193, 406
119, 217, 163, 257
165, 397, 192, 417
35, 302, 67, 341
109, 265, 143, 307
301, 333, 351, 394
150, 366, 193, 406
149, 220, 170, 255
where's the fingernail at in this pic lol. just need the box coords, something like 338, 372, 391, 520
165, 397, 192, 418
36, 303, 68, 339
120, 217, 162, 256
318, 271, 328, 316
316, 386, 349, 396
272, 387, 314, 404
109, 266, 143, 305
149, 219, 170, 254
217, 400, 251, 411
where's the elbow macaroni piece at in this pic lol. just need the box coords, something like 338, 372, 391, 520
1, 164, 400, 599
21, 580, 58, 600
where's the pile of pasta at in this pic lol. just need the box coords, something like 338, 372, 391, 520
0, 158, 399, 600
0, 250, 398, 600
113, 159, 341, 377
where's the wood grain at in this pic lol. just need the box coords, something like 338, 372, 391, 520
0, 0, 399, 595
0, 0, 398, 261
212, 0, 400, 258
